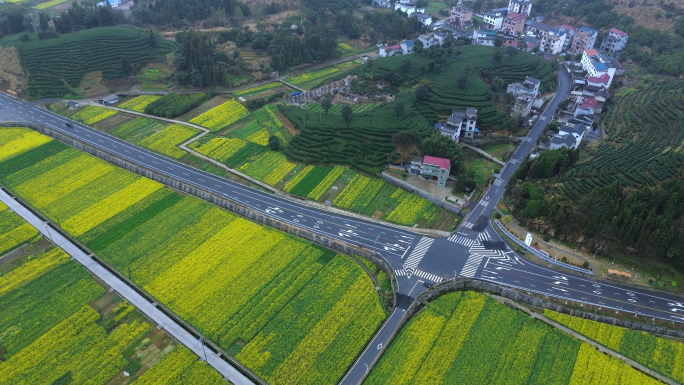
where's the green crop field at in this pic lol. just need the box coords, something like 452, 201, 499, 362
282, 46, 554, 174
0, 199, 224, 383
368, 291, 660, 384
545, 310, 684, 383
556, 82, 684, 200
12, 27, 175, 100
0, 127, 386, 384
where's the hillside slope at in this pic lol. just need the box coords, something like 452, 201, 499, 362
13, 27, 175, 100
507, 81, 684, 272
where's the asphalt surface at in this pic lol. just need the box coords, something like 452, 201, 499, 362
2, 74, 684, 384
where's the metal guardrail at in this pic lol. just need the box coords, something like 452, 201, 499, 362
494, 220, 593, 275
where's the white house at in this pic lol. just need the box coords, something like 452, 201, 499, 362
550, 121, 586, 150
400, 40, 415, 55
540, 28, 565, 55
412, 12, 433, 26
506, 76, 541, 98
581, 49, 616, 88
395, 3, 424, 16
441, 108, 478, 140
483, 11, 504, 30
379, 44, 403, 57
508, 0, 532, 16
472, 29, 497, 46
600, 28, 629, 54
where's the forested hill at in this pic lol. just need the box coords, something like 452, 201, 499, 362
507, 82, 684, 272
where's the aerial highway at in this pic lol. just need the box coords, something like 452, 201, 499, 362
1, 71, 684, 384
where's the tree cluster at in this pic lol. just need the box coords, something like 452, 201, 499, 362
132, 0, 250, 27
508, 149, 684, 272
144, 92, 209, 118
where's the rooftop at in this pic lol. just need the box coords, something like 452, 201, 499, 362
528, 21, 552, 32
593, 62, 608, 71
588, 73, 610, 84
551, 133, 575, 148
525, 76, 541, 84
611, 58, 625, 70
413, 12, 432, 20
561, 122, 586, 136
581, 97, 598, 110
423, 155, 451, 170
507, 12, 525, 21
562, 24, 577, 31
584, 48, 598, 57
579, 26, 597, 34
610, 28, 627, 37
385, 44, 401, 50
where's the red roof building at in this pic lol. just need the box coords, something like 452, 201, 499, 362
588, 73, 610, 85
423, 155, 451, 170
610, 28, 627, 37
581, 97, 597, 110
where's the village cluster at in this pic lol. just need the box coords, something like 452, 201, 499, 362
377, 0, 626, 154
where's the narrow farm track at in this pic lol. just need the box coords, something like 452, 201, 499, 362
2, 70, 684, 385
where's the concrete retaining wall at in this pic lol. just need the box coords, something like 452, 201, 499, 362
407, 278, 684, 339
380, 172, 465, 216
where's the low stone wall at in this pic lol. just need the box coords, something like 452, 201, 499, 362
380, 172, 465, 216
1, 122, 399, 306
407, 278, 684, 339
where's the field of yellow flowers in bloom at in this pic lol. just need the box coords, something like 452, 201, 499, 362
139, 124, 199, 159
189, 99, 250, 132
70, 105, 118, 125
368, 291, 660, 385
546, 309, 684, 383
0, 201, 39, 256
119, 95, 161, 112
0, 127, 386, 384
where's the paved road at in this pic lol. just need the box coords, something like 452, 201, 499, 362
0, 189, 253, 385
2, 71, 684, 384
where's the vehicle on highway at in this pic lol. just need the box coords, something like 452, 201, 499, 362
65, 122, 73, 128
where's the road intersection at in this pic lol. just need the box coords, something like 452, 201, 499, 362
2, 71, 684, 384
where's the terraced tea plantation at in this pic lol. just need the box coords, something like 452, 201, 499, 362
545, 310, 684, 383
0, 127, 386, 385
282, 45, 555, 174
367, 291, 660, 384
0, 198, 224, 383
556, 82, 684, 199
13, 27, 175, 99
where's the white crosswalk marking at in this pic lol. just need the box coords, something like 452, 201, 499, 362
395, 269, 407, 277
478, 199, 488, 206
469, 243, 503, 257
494, 178, 502, 186
448, 234, 476, 247
462, 221, 474, 229
414, 269, 443, 283
403, 237, 434, 270
459, 254, 485, 277
476, 231, 490, 242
